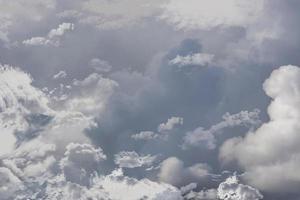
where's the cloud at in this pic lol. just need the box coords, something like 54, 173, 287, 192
89, 58, 112, 73
220, 65, 300, 193
114, 151, 157, 169
132, 117, 183, 141
0, 167, 23, 199
180, 182, 197, 195
182, 109, 261, 149
131, 131, 159, 141
158, 157, 211, 186
0, 0, 56, 44
60, 143, 106, 186
160, 0, 264, 30
169, 53, 214, 68
217, 175, 263, 200
0, 65, 51, 155
59, 0, 165, 30
158, 116, 183, 133
68, 72, 118, 117
184, 188, 218, 200
23, 23, 74, 47
53, 70, 67, 79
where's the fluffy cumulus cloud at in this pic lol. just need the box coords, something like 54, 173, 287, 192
158, 157, 211, 186
158, 116, 183, 133
183, 110, 261, 149
23, 23, 74, 46
220, 65, 300, 193
114, 151, 157, 168
217, 176, 263, 200
0, 65, 51, 155
132, 117, 183, 141
169, 53, 214, 68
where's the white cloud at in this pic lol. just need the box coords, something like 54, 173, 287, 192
158, 157, 211, 186
158, 116, 183, 133
220, 65, 300, 193
60, 143, 106, 186
217, 176, 263, 200
95, 169, 183, 200
132, 117, 183, 141
23, 23, 74, 47
131, 131, 159, 140
69, 73, 118, 117
169, 53, 214, 68
89, 58, 112, 73
183, 109, 260, 149
160, 0, 264, 30
53, 70, 67, 79
0, 65, 51, 155
48, 23, 74, 38
114, 151, 157, 168
184, 188, 217, 200
2, 139, 56, 179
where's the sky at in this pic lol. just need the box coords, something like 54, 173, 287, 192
0, 0, 300, 199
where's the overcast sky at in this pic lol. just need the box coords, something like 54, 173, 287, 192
0, 1, 300, 200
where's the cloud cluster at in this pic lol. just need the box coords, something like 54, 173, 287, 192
183, 109, 261, 149
0, 65, 187, 199
220, 65, 300, 193
1, 0, 300, 199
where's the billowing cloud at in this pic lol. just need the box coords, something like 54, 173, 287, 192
158, 116, 183, 133
114, 151, 157, 168
220, 65, 300, 193
183, 109, 261, 149
60, 143, 106, 186
217, 175, 263, 200
131, 131, 159, 141
158, 157, 211, 186
0, 65, 51, 155
132, 117, 183, 141
169, 53, 214, 68
2, 1, 300, 199
23, 23, 74, 47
